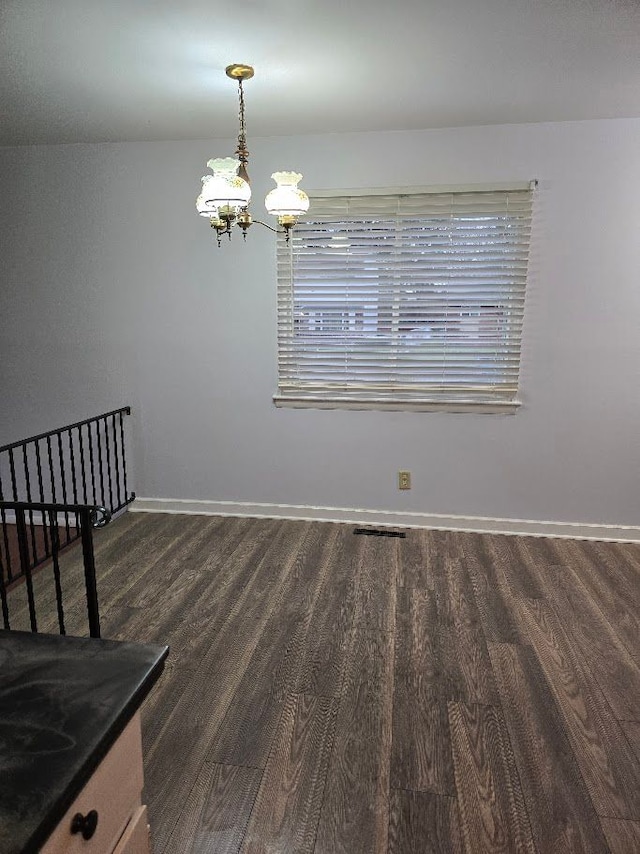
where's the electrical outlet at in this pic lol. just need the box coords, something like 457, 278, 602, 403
398, 470, 411, 490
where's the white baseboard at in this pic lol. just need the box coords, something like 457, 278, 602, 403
130, 497, 640, 543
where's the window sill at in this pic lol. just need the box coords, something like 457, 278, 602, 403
273, 395, 521, 414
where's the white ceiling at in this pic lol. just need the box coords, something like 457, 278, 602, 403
1, 0, 639, 145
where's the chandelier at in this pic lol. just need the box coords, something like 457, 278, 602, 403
196, 64, 309, 246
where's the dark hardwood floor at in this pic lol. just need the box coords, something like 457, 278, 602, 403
6, 512, 640, 853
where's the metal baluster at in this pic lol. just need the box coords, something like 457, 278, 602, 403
49, 510, 65, 635
68, 429, 80, 534
22, 444, 38, 566
69, 429, 79, 503
104, 416, 114, 513
87, 422, 97, 505
112, 414, 122, 509
80, 508, 100, 638
8, 448, 18, 500
4, 457, 20, 624
78, 425, 89, 504
0, 565, 10, 629
16, 508, 38, 632
119, 411, 130, 502
0, 473, 14, 581
0, 468, 9, 623
95, 420, 106, 508
34, 440, 50, 558
46, 436, 57, 503
46, 436, 61, 576
57, 433, 71, 544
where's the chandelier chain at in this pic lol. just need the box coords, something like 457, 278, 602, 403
237, 80, 249, 166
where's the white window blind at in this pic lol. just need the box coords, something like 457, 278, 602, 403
275, 186, 534, 411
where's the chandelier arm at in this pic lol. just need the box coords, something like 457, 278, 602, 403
250, 219, 297, 244
249, 218, 280, 234
251, 219, 297, 236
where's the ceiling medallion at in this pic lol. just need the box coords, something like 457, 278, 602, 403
196, 64, 310, 247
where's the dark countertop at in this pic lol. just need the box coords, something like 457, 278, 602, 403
0, 630, 168, 854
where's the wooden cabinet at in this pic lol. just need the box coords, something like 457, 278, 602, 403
112, 808, 150, 854
41, 714, 151, 854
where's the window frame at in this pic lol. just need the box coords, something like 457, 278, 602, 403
274, 183, 535, 413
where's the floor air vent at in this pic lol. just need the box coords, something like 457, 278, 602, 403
353, 528, 406, 538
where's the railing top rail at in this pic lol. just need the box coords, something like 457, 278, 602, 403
0, 501, 112, 528
0, 407, 131, 453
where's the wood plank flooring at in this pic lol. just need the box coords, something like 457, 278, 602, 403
5, 513, 640, 853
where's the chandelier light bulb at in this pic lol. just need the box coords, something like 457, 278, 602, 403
265, 172, 310, 218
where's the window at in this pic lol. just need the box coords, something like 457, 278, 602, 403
275, 185, 534, 412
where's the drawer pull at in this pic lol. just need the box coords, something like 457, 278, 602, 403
70, 809, 99, 840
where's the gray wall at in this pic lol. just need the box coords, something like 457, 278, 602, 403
1, 119, 639, 525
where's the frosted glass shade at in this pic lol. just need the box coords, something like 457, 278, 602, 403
196, 178, 218, 217
196, 157, 251, 217
265, 171, 310, 217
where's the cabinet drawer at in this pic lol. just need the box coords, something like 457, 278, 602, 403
42, 713, 144, 854
113, 806, 150, 854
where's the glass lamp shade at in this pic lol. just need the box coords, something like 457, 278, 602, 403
265, 171, 310, 218
196, 157, 251, 217
196, 176, 218, 217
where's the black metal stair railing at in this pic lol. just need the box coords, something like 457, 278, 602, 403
0, 406, 134, 517
0, 406, 135, 638
0, 502, 110, 638
0, 407, 134, 568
